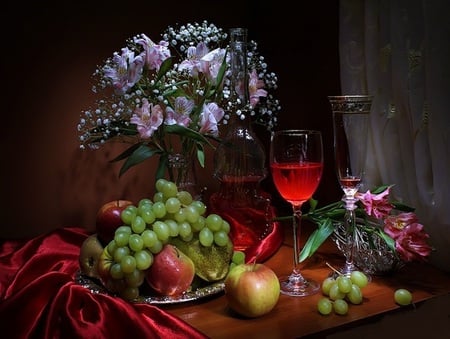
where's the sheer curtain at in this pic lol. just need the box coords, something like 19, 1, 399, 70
338, 0, 450, 271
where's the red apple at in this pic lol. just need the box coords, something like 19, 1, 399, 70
79, 234, 104, 279
224, 263, 280, 318
145, 244, 195, 296
96, 199, 133, 245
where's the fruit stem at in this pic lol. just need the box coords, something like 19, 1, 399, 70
326, 262, 341, 275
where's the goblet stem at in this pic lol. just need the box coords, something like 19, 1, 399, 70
279, 204, 320, 297
291, 205, 303, 276
340, 195, 358, 276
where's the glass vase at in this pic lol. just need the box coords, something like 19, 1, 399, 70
167, 152, 202, 200
332, 222, 404, 275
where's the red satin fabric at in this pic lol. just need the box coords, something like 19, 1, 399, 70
0, 227, 208, 339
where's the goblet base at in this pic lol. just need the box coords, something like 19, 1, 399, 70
279, 274, 320, 297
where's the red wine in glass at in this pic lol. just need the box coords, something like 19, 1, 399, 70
270, 130, 323, 297
271, 162, 323, 203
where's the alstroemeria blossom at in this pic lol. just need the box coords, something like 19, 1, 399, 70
388, 219, 433, 262
165, 97, 194, 127
103, 47, 145, 95
249, 69, 267, 108
130, 99, 163, 138
356, 186, 393, 219
78, 20, 280, 177
198, 102, 225, 136
134, 34, 171, 71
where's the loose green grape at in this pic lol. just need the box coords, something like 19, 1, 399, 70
321, 277, 335, 296
120, 286, 140, 301
106, 240, 117, 256
120, 255, 136, 274
152, 201, 166, 219
333, 299, 349, 315
178, 221, 192, 239
336, 275, 352, 294
350, 271, 368, 288
140, 208, 156, 224
173, 207, 187, 223
205, 214, 223, 232
134, 249, 153, 270
229, 262, 237, 272
214, 230, 229, 247
115, 226, 132, 235
232, 251, 246, 265
394, 289, 412, 305
121, 206, 137, 225
128, 234, 144, 252
180, 232, 194, 242
131, 215, 146, 234
199, 227, 214, 247
114, 232, 130, 248
141, 229, 158, 248
124, 269, 145, 288
165, 219, 179, 237
148, 240, 163, 254
155, 178, 169, 193
153, 191, 164, 202
110, 263, 124, 280
329, 282, 345, 300
177, 190, 193, 205
317, 297, 333, 315
191, 200, 207, 216
152, 221, 170, 241
191, 215, 206, 232
162, 181, 178, 199
184, 205, 200, 224
165, 197, 181, 214
113, 246, 130, 263
220, 219, 231, 234
347, 284, 363, 304
138, 198, 152, 207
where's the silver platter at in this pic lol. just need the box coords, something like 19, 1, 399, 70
75, 270, 225, 305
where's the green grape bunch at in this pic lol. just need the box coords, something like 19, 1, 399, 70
317, 271, 369, 316
95, 178, 240, 301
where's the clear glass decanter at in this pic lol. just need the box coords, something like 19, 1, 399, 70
209, 28, 275, 258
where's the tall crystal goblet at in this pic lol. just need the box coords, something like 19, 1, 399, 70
328, 95, 372, 277
270, 130, 323, 296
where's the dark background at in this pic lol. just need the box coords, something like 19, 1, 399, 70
1, 0, 341, 239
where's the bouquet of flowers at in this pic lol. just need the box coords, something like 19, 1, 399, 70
77, 21, 280, 179
299, 185, 433, 273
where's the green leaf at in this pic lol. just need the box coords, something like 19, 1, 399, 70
109, 143, 144, 162
299, 219, 335, 262
391, 201, 415, 212
164, 125, 213, 147
155, 154, 168, 181
119, 145, 160, 177
308, 198, 318, 212
196, 145, 205, 168
377, 230, 397, 253
154, 57, 173, 83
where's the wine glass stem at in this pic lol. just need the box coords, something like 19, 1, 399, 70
292, 205, 304, 277
342, 195, 357, 275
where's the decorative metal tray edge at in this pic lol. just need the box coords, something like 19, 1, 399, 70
74, 270, 225, 305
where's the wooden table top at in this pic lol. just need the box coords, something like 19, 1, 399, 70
165, 222, 450, 338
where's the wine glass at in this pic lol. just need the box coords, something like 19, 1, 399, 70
328, 95, 372, 277
270, 130, 323, 296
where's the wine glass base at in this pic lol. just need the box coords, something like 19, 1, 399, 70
279, 275, 320, 297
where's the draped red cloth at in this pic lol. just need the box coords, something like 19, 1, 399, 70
0, 227, 208, 339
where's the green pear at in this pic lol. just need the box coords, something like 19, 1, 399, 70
170, 235, 233, 282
